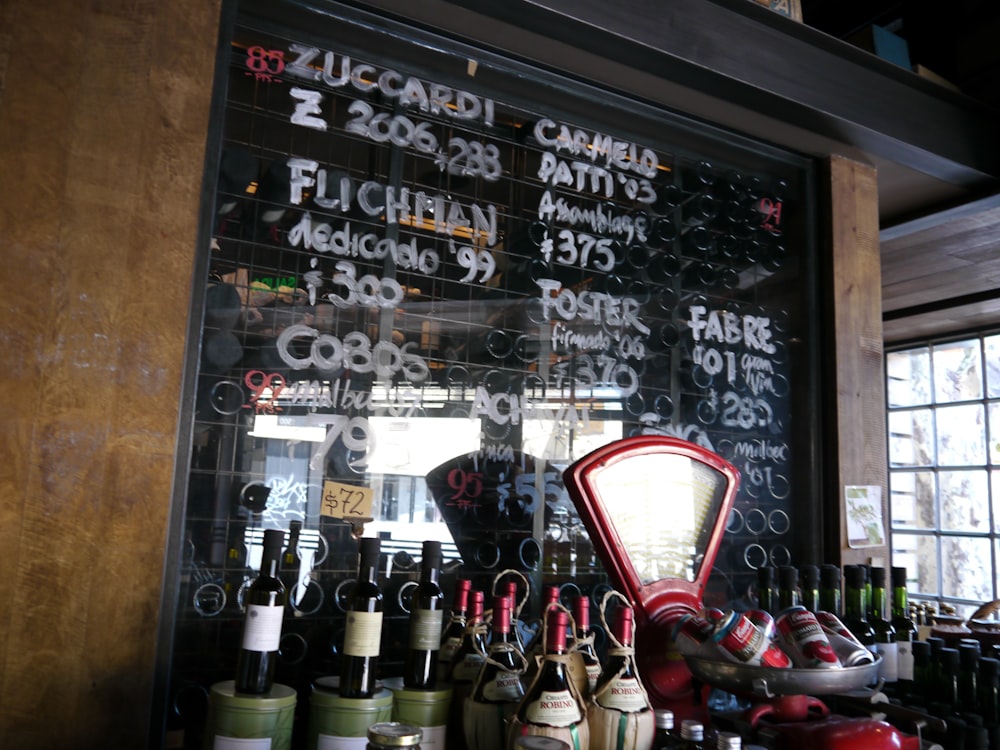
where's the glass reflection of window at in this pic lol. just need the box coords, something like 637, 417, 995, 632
887, 332, 1000, 619
593, 453, 722, 584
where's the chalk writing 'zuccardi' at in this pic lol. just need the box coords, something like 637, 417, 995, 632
284, 44, 495, 127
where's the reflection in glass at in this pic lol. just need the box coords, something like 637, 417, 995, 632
987, 335, 1000, 398
888, 409, 935, 467
890, 471, 936, 529
587, 453, 727, 584
991, 404, 1000, 465
892, 533, 937, 596
938, 470, 989, 532
942, 536, 992, 602
936, 404, 986, 466
887, 347, 932, 407
933, 339, 983, 403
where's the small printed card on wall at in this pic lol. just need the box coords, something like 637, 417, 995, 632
321, 480, 374, 520
845, 485, 886, 548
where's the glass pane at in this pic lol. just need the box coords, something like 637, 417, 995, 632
933, 339, 983, 403
890, 471, 935, 529
936, 404, 986, 466
993, 470, 1000, 533
887, 347, 931, 407
893, 533, 938, 597
888, 409, 934, 467
987, 334, 1000, 398
939, 470, 990, 532
991, 403, 1000, 465
941, 536, 993, 602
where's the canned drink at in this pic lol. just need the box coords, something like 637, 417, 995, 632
744, 609, 775, 640
774, 606, 841, 669
815, 612, 876, 667
672, 614, 719, 658
713, 611, 792, 668
704, 608, 726, 625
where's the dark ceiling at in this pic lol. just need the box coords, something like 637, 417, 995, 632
800, 0, 1000, 344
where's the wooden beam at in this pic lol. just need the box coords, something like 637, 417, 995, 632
823, 155, 889, 566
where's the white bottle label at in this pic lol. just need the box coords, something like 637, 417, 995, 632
344, 610, 383, 657
214, 736, 272, 749
585, 662, 602, 692
896, 640, 914, 681
875, 641, 899, 682
483, 671, 525, 702
317, 735, 367, 750
597, 677, 647, 712
525, 689, 582, 726
410, 609, 444, 650
241, 604, 283, 652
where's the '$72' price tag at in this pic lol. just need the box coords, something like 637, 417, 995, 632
321, 480, 374, 520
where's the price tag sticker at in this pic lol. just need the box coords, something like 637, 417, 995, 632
321, 480, 374, 520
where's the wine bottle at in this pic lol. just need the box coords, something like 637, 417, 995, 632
449, 590, 487, 684
403, 540, 444, 689
799, 565, 820, 614
756, 566, 776, 614
340, 537, 383, 698
503, 580, 528, 655
511, 607, 589, 750
819, 564, 842, 616
235, 528, 286, 694
777, 565, 799, 611
466, 595, 528, 750
571, 596, 602, 698
842, 565, 876, 653
523, 586, 560, 686
448, 589, 486, 750
589, 605, 654, 750
869, 566, 898, 684
890, 566, 917, 695
439, 578, 472, 681
653, 709, 679, 750
679, 719, 705, 750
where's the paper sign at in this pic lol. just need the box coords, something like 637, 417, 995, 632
321, 480, 374, 520
845, 485, 885, 548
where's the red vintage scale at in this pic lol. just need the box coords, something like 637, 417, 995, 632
562, 435, 932, 750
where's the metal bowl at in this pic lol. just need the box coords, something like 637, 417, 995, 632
684, 655, 881, 697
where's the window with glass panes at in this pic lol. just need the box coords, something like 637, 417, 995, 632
886, 332, 1000, 618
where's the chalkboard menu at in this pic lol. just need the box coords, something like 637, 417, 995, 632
163, 2, 819, 742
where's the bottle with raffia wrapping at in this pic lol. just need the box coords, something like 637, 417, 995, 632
508, 607, 589, 750
465, 594, 528, 750
438, 578, 472, 682
588, 603, 654, 750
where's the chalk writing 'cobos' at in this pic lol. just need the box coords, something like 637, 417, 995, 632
285, 45, 495, 126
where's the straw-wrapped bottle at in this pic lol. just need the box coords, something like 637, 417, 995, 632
588, 594, 654, 750
508, 606, 589, 750
465, 594, 528, 750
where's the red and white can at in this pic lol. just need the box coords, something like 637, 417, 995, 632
815, 611, 876, 667
672, 614, 719, 658
712, 611, 792, 668
774, 606, 842, 669
744, 609, 775, 640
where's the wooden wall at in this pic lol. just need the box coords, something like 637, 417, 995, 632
823, 155, 890, 567
0, 0, 221, 746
